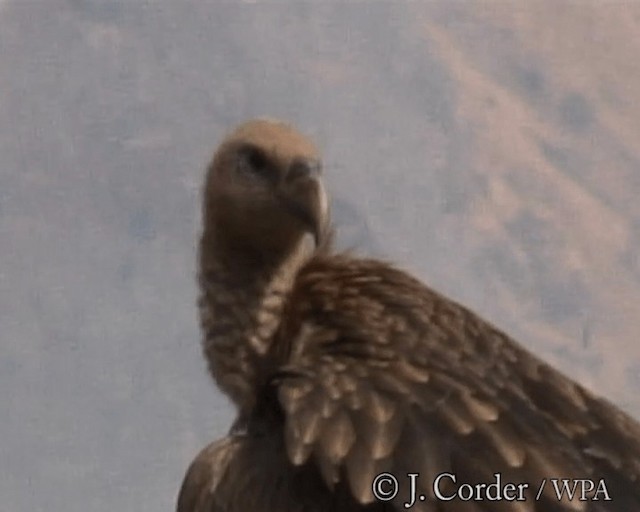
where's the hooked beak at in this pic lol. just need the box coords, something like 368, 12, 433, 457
280, 178, 327, 247
278, 168, 328, 247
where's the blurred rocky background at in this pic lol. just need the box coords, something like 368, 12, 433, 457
1, 1, 639, 510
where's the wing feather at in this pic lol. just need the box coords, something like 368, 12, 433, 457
273, 257, 640, 511
176, 436, 242, 512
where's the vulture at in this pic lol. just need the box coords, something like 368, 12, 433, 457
177, 118, 640, 512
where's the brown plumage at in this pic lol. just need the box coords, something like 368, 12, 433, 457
177, 118, 640, 512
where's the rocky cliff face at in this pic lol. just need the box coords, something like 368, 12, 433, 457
415, 3, 640, 412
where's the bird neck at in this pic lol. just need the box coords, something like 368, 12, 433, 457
198, 232, 313, 411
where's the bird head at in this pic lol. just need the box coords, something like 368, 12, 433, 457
201, 119, 329, 267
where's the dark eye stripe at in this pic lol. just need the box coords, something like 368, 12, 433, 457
236, 144, 270, 178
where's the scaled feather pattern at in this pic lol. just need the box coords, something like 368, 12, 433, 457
177, 119, 640, 512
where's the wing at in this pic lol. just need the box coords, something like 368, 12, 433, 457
177, 436, 243, 512
177, 429, 374, 512
274, 256, 640, 512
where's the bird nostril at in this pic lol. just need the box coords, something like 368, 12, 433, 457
287, 158, 321, 182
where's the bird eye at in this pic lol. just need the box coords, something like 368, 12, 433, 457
236, 144, 269, 178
